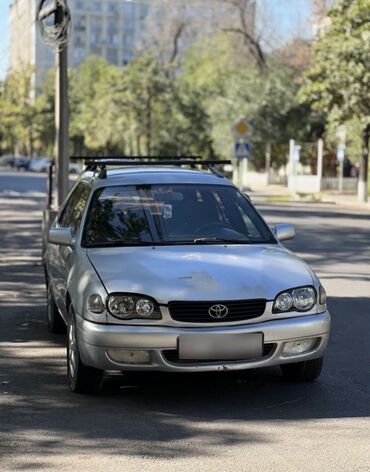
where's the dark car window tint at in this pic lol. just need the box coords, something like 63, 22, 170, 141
69, 187, 90, 236
83, 184, 275, 247
59, 184, 89, 232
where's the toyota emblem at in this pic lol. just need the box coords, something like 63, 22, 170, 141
208, 304, 229, 319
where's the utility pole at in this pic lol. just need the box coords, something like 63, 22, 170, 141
55, 45, 69, 206
37, 0, 71, 207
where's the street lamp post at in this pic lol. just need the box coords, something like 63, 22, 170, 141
37, 0, 71, 207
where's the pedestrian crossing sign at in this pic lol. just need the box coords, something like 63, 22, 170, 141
235, 142, 251, 159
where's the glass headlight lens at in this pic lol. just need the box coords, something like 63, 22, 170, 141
292, 287, 316, 311
275, 292, 293, 312
87, 294, 105, 314
136, 299, 155, 317
107, 294, 161, 320
273, 286, 317, 313
108, 295, 135, 318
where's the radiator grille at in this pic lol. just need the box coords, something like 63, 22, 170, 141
168, 299, 266, 323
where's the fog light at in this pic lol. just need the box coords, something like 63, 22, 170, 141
107, 349, 151, 364
283, 338, 318, 356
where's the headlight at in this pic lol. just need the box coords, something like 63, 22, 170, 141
107, 293, 161, 320
319, 285, 327, 305
88, 294, 105, 314
273, 286, 316, 313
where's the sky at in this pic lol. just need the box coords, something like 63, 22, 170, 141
0, 0, 313, 79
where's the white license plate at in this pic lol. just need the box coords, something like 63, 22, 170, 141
178, 333, 263, 360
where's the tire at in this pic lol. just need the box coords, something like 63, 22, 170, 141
47, 285, 66, 334
280, 357, 323, 382
67, 306, 103, 394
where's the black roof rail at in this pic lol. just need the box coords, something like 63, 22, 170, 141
70, 155, 202, 161
70, 157, 232, 178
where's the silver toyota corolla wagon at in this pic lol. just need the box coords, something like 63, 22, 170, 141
44, 159, 331, 394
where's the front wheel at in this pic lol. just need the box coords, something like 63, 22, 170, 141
280, 357, 323, 382
67, 306, 103, 394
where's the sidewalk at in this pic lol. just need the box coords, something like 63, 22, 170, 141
247, 184, 370, 211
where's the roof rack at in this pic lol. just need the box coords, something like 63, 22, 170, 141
70, 155, 202, 162
71, 156, 232, 179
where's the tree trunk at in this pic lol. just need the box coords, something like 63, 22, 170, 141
358, 125, 369, 202
146, 96, 152, 156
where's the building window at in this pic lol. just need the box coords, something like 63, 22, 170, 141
139, 4, 149, 20
90, 31, 101, 46
107, 32, 119, 46
73, 48, 86, 62
108, 20, 118, 31
75, 1, 84, 11
108, 2, 119, 15
123, 2, 135, 18
74, 34, 85, 47
74, 17, 86, 30
107, 49, 118, 65
90, 1, 101, 12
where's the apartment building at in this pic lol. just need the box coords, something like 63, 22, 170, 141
9, 0, 150, 86
9, 0, 255, 86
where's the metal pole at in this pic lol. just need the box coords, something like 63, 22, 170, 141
317, 138, 323, 192
339, 160, 344, 192
241, 158, 248, 190
55, 45, 69, 207
46, 163, 54, 209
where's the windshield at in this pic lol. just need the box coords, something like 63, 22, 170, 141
82, 184, 276, 247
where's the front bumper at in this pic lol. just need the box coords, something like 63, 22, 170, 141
76, 311, 331, 373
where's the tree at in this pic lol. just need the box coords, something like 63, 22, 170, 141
181, 34, 314, 169
0, 68, 53, 157
300, 0, 370, 201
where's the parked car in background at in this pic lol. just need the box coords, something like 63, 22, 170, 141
69, 162, 83, 174
29, 158, 82, 175
29, 157, 53, 173
13, 156, 31, 171
0, 155, 16, 168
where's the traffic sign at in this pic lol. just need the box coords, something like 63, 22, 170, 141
232, 119, 252, 139
337, 145, 345, 162
235, 142, 251, 160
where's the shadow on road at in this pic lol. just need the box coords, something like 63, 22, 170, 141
0, 294, 369, 469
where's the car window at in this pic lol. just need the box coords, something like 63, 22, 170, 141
83, 184, 276, 247
69, 186, 91, 236
59, 183, 90, 234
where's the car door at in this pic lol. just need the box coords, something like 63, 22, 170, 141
48, 183, 90, 318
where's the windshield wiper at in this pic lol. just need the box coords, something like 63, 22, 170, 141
193, 238, 250, 244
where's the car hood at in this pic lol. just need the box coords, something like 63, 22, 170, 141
87, 245, 314, 303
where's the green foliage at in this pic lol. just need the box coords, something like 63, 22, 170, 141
301, 0, 370, 139
181, 35, 315, 168
0, 32, 319, 168
0, 68, 54, 156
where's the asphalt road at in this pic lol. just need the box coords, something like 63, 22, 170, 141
0, 172, 369, 472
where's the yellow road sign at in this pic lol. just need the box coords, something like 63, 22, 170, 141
232, 119, 252, 138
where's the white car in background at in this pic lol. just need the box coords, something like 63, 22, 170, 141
29, 157, 52, 173
29, 157, 82, 174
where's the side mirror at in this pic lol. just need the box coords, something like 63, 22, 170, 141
48, 228, 75, 247
274, 223, 296, 241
